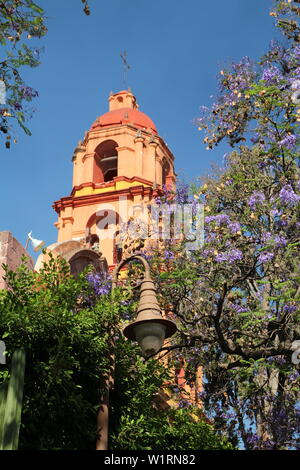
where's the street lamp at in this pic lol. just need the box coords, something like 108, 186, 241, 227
112, 255, 177, 357
96, 254, 177, 450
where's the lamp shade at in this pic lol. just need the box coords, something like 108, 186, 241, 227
123, 274, 177, 357
134, 321, 166, 357
27, 231, 45, 252
30, 237, 45, 252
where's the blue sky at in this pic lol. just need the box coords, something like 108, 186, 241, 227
0, 0, 278, 257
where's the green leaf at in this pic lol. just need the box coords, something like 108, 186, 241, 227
28, 2, 44, 14
17, 120, 32, 136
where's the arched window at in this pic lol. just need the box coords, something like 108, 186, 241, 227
94, 140, 118, 183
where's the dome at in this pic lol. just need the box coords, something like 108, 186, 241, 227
90, 107, 158, 134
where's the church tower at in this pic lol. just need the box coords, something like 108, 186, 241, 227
44, 90, 176, 270
34, 90, 202, 408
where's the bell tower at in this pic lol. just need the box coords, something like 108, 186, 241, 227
50, 90, 176, 269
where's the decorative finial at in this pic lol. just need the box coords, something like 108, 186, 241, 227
120, 50, 131, 89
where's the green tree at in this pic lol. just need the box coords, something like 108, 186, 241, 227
0, 254, 120, 449
0, 254, 229, 450
110, 338, 233, 450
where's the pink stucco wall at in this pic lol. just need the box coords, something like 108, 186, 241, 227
0, 231, 34, 290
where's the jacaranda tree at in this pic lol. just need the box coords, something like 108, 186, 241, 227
145, 0, 300, 450
0, 1, 47, 146
0, 0, 91, 148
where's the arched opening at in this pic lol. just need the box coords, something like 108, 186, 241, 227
85, 229, 100, 251
94, 140, 118, 183
69, 250, 108, 277
86, 210, 123, 266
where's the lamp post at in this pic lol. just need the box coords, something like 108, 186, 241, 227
96, 254, 177, 450
112, 254, 177, 357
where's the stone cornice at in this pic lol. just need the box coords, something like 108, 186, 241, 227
53, 186, 154, 214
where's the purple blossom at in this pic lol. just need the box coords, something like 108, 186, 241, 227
290, 45, 300, 61
277, 219, 288, 227
283, 304, 297, 314
258, 252, 274, 263
227, 56, 254, 92
274, 357, 286, 366
13, 102, 22, 111
274, 235, 287, 248
122, 312, 132, 321
215, 252, 228, 262
270, 208, 282, 218
201, 248, 214, 258
293, 67, 300, 78
279, 185, 300, 207
257, 161, 267, 169
231, 303, 249, 313
228, 249, 243, 262
204, 216, 215, 223
262, 232, 272, 242
165, 250, 175, 260
20, 85, 39, 99
262, 65, 283, 85
288, 372, 300, 381
205, 231, 217, 242
205, 214, 230, 224
262, 232, 287, 248
86, 272, 112, 296
248, 191, 265, 209
215, 249, 243, 263
228, 222, 241, 233
215, 214, 230, 224
175, 183, 190, 204
279, 134, 297, 149
178, 399, 192, 409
